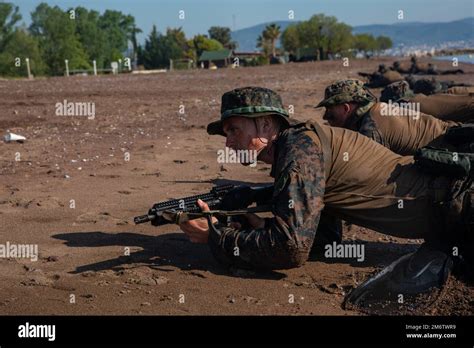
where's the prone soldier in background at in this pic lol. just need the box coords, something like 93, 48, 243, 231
317, 79, 462, 155
380, 80, 473, 123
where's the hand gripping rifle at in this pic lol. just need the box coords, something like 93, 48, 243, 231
133, 184, 273, 227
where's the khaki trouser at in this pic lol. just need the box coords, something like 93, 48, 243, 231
409, 94, 474, 123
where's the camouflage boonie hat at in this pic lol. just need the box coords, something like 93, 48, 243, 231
316, 79, 377, 108
207, 86, 290, 136
380, 81, 415, 102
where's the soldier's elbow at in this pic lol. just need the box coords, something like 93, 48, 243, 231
249, 245, 309, 270
278, 246, 309, 269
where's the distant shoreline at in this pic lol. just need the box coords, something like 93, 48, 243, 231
433, 54, 474, 64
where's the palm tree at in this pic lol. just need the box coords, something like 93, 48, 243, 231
263, 23, 281, 57
256, 34, 271, 57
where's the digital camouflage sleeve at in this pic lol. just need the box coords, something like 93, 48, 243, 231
207, 127, 326, 270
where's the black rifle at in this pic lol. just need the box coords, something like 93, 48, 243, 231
134, 184, 273, 226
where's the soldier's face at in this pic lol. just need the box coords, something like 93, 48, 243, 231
323, 104, 352, 127
222, 117, 264, 153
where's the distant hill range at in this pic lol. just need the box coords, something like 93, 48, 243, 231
231, 17, 474, 51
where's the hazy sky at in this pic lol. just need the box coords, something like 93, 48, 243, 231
12, 0, 474, 42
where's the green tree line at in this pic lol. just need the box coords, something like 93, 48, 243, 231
0, 2, 238, 76
0, 2, 140, 76
0, 3, 392, 77
267, 14, 393, 60
138, 26, 234, 69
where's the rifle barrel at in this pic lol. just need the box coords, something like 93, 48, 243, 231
134, 214, 153, 224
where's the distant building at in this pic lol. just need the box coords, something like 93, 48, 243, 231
233, 51, 265, 66
198, 49, 233, 69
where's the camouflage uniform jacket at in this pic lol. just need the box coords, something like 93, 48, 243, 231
208, 121, 325, 270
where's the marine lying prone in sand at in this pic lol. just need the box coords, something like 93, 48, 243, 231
173, 86, 473, 305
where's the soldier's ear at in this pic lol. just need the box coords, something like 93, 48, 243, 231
343, 103, 352, 114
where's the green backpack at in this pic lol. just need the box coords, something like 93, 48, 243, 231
415, 124, 474, 277
414, 124, 474, 179
414, 147, 473, 179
